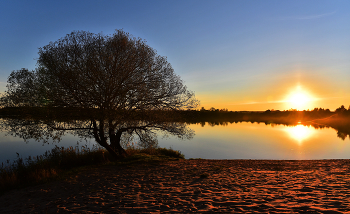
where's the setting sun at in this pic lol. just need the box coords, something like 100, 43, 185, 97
284, 85, 315, 110
287, 92, 312, 109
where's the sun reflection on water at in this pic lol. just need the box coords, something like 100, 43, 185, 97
284, 124, 315, 144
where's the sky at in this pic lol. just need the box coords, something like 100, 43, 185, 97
0, 0, 349, 111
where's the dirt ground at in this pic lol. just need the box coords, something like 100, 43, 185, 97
1, 159, 350, 213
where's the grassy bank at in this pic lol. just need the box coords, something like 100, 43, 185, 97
0, 145, 184, 194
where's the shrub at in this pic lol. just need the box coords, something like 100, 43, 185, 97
157, 148, 185, 159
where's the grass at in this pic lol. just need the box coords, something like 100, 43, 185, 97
125, 146, 185, 159
0, 145, 184, 195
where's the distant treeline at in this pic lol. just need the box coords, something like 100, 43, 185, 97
0, 105, 349, 123
0, 107, 96, 120
179, 105, 350, 124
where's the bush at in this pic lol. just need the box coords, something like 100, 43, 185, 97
125, 146, 184, 159
157, 148, 185, 159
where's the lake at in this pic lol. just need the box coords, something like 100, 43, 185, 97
1, 121, 349, 164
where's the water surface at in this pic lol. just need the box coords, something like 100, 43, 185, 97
1, 121, 349, 164
160, 122, 350, 160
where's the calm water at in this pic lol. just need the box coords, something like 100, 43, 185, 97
1, 122, 349, 163
161, 122, 350, 160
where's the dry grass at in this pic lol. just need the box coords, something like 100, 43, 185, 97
0, 145, 111, 193
0, 145, 184, 194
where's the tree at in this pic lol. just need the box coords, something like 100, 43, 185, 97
1, 30, 198, 159
336, 105, 346, 114
0, 68, 47, 107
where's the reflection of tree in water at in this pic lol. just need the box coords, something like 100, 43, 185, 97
337, 131, 348, 141
0, 118, 66, 144
0, 117, 194, 151
207, 121, 229, 127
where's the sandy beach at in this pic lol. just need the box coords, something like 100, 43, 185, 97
1, 159, 350, 213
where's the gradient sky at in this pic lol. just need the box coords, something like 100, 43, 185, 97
1, 0, 349, 111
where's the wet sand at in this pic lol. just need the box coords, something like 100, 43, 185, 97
1, 159, 350, 213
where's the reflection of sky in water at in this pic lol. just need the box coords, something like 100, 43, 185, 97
1, 122, 350, 163
0, 133, 96, 164
159, 122, 350, 160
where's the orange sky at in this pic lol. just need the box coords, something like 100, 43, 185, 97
195, 67, 350, 111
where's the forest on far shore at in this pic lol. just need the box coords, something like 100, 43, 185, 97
0, 104, 349, 124
180, 105, 349, 123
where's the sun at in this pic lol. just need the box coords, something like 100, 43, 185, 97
284, 85, 314, 110
289, 92, 310, 108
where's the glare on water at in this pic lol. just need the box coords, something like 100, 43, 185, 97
284, 124, 316, 144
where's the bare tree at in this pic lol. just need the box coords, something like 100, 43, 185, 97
2, 30, 198, 159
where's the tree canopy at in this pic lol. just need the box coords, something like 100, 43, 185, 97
1, 30, 198, 159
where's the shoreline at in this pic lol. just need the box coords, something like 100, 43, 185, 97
1, 159, 350, 213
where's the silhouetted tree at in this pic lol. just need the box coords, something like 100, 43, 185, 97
336, 105, 346, 114
1, 30, 198, 159
0, 68, 46, 107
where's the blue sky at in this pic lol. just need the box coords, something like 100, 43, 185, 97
1, 0, 349, 110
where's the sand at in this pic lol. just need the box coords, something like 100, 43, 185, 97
1, 159, 350, 213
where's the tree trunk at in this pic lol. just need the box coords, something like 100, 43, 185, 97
92, 120, 124, 160
109, 128, 128, 157
101, 143, 122, 160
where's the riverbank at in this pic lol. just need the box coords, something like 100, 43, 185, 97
1, 159, 350, 213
